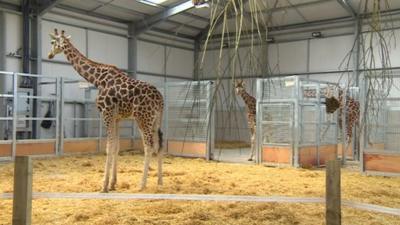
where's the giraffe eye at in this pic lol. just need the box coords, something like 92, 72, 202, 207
51, 40, 55, 44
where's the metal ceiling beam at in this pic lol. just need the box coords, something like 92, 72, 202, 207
196, 0, 336, 42
56, 4, 129, 23
165, 19, 203, 32
150, 27, 195, 40
196, 0, 250, 42
91, 0, 146, 19
36, 0, 64, 16
336, 0, 357, 18
135, 0, 194, 34
181, 12, 209, 23
0, 0, 20, 12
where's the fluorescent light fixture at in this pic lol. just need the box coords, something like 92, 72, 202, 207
195, 3, 209, 8
312, 31, 322, 38
138, 0, 168, 7
193, 0, 209, 8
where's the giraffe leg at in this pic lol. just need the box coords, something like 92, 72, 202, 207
157, 151, 163, 186
140, 147, 151, 191
110, 120, 120, 191
101, 119, 116, 193
248, 121, 256, 161
153, 114, 163, 186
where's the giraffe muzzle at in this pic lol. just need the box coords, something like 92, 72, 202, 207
48, 53, 54, 59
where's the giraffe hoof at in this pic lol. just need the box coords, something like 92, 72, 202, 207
109, 186, 116, 191
100, 188, 109, 193
248, 158, 254, 161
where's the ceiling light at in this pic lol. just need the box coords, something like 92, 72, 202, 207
138, 0, 168, 7
193, 0, 209, 8
312, 31, 322, 38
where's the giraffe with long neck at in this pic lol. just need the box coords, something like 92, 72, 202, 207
235, 80, 256, 161
48, 29, 164, 192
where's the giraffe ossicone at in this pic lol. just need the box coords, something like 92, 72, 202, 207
48, 29, 165, 192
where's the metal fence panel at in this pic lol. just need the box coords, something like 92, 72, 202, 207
260, 103, 293, 145
166, 81, 211, 142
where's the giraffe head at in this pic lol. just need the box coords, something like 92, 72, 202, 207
48, 29, 71, 59
235, 80, 245, 95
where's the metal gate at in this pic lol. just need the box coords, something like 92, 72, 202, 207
165, 81, 213, 158
257, 102, 295, 165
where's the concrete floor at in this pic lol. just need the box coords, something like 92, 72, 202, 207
211, 148, 255, 163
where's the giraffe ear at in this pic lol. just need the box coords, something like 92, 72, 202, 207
49, 33, 56, 39
65, 35, 71, 40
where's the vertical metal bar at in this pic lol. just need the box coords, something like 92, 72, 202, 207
12, 73, 18, 159
360, 74, 367, 173
341, 89, 347, 165
206, 81, 214, 161
55, 77, 60, 155
84, 88, 90, 137
31, 15, 42, 139
58, 77, 64, 156
73, 103, 76, 137
306, 39, 311, 79
316, 84, 322, 167
21, 0, 30, 74
193, 40, 200, 81
0, 12, 6, 141
293, 77, 300, 167
164, 82, 169, 154
256, 79, 262, 164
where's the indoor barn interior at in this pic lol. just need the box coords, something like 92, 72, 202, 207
0, 0, 400, 224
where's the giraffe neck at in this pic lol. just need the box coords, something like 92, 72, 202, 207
239, 90, 255, 111
62, 40, 115, 88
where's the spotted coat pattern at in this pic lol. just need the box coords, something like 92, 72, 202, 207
337, 90, 360, 143
49, 30, 164, 192
235, 81, 256, 160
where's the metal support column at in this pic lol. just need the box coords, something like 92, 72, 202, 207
128, 23, 137, 79
353, 18, 362, 161
0, 11, 6, 140
31, 15, 42, 139
193, 40, 200, 81
21, 0, 30, 74
0, 11, 5, 71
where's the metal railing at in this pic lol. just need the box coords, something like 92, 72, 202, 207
0, 72, 137, 161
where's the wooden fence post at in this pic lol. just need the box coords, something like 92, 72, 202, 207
326, 159, 341, 225
12, 156, 32, 225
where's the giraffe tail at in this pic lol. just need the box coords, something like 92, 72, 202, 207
158, 129, 163, 151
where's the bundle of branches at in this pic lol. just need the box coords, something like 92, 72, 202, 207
325, 96, 341, 114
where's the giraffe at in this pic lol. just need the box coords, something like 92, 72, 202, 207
325, 88, 360, 144
235, 80, 256, 161
48, 29, 164, 192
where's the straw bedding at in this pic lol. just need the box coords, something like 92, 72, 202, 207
0, 153, 399, 224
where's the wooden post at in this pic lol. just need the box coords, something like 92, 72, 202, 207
326, 159, 341, 225
12, 156, 32, 225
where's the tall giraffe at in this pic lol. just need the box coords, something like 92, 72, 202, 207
325, 88, 360, 143
235, 80, 256, 161
48, 29, 164, 192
